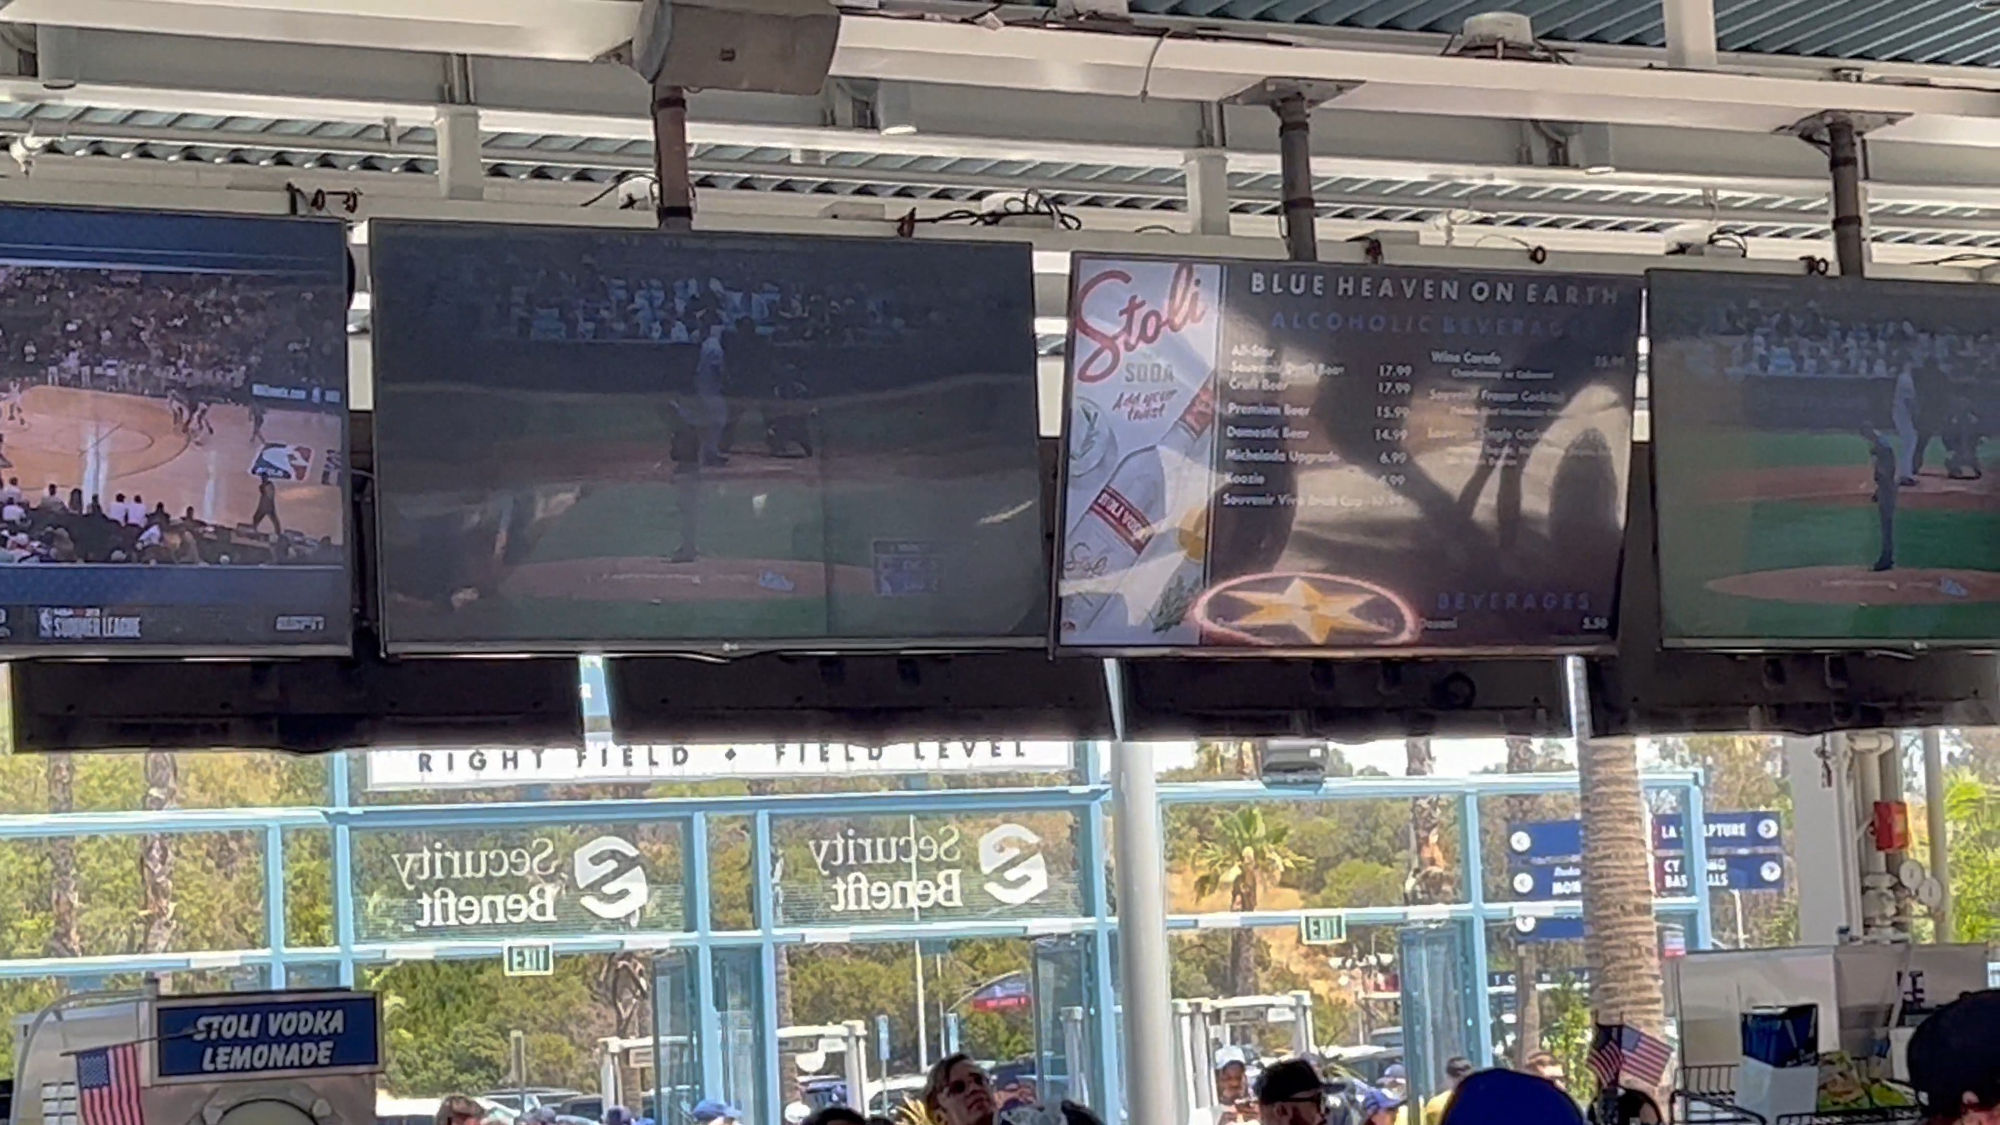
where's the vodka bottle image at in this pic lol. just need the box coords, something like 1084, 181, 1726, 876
1060, 380, 1216, 636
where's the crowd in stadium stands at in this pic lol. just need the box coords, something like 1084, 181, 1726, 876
431, 254, 951, 347
0, 477, 337, 567
0, 265, 333, 398
1719, 304, 2000, 381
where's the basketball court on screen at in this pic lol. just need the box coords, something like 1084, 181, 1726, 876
4, 385, 343, 544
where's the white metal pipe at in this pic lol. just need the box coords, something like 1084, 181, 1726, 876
1922, 728, 1953, 942
1108, 661, 1176, 1125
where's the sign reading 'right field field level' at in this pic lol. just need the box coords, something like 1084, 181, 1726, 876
1648, 271, 2000, 647
1058, 257, 1642, 652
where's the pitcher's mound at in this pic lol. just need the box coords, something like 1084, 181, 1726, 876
1707, 566, 2000, 605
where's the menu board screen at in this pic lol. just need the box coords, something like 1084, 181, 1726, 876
1056, 257, 1641, 653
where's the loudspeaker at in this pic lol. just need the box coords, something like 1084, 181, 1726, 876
630, 0, 839, 94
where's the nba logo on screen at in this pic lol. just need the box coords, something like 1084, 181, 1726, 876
251, 443, 314, 482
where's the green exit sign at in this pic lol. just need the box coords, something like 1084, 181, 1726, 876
504, 942, 555, 977
1299, 914, 1347, 946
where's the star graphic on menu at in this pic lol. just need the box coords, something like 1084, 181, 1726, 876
1229, 578, 1393, 644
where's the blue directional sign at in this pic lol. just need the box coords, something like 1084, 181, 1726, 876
1508, 863, 1583, 900
1655, 811, 1783, 854
154, 991, 380, 1083
1506, 821, 1584, 864
1653, 853, 1787, 895
1507, 915, 1586, 943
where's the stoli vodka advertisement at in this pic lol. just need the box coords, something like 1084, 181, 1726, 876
1056, 254, 1642, 653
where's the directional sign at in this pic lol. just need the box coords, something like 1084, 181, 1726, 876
1487, 967, 1590, 990
504, 942, 555, 977
1509, 863, 1583, 900
1510, 915, 1587, 942
1654, 853, 1787, 894
1507, 821, 1584, 865
1655, 811, 1783, 854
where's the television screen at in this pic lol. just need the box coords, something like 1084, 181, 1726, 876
369, 223, 1044, 653
1650, 270, 2000, 647
0, 207, 349, 654
1056, 256, 1641, 653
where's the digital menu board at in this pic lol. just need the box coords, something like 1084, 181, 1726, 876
1650, 270, 2000, 647
0, 206, 350, 654
1057, 256, 1641, 653
369, 223, 1045, 653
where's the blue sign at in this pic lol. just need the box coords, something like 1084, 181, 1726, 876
1507, 821, 1584, 864
1508, 864, 1583, 900
1655, 811, 1783, 854
1509, 915, 1587, 943
154, 991, 380, 1082
1653, 853, 1787, 895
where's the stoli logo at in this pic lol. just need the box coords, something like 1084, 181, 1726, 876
1072, 263, 1209, 384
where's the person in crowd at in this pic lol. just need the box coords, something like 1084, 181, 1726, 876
1379, 1067, 1408, 1102
126, 494, 147, 528
109, 492, 129, 525
1256, 1058, 1329, 1125
1585, 1090, 1661, 1125
1424, 1058, 1476, 1125
690, 1100, 740, 1125
802, 1109, 866, 1125
2, 477, 21, 503
1216, 1046, 1252, 1107
1440, 1069, 1583, 1125
925, 1053, 998, 1125
601, 1106, 633, 1125
37, 483, 61, 512
2, 496, 24, 526
1910, 989, 2000, 1125
1524, 1052, 1567, 1091
1361, 1087, 1403, 1125
65, 487, 82, 515
433, 1096, 485, 1125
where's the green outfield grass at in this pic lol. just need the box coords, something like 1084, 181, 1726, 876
1656, 427, 2000, 640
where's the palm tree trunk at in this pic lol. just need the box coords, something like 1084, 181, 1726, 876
47, 753, 79, 959
142, 751, 179, 952
1578, 734, 1666, 1040
1228, 871, 1259, 997
1405, 738, 1454, 904
1504, 737, 1543, 1066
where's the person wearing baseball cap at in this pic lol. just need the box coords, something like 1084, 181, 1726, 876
1362, 1086, 1406, 1125
691, 1100, 742, 1125
1216, 1046, 1252, 1106
1909, 990, 2000, 1125
1255, 1058, 1328, 1125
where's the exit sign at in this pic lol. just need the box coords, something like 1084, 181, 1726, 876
504, 942, 555, 977
1300, 913, 1347, 946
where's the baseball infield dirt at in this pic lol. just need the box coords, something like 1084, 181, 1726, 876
1706, 565, 2000, 605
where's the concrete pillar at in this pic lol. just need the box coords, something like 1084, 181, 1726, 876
1107, 660, 1176, 1125
1183, 150, 1232, 237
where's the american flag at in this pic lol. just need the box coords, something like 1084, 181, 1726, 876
75, 1044, 143, 1125
1588, 1023, 1675, 1090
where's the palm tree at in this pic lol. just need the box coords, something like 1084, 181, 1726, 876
141, 751, 179, 952
1504, 736, 1542, 1066
1405, 738, 1455, 904
1192, 806, 1304, 997
1578, 730, 1666, 1048
47, 753, 79, 959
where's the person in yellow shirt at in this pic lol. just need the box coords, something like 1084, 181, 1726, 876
1423, 1058, 1476, 1125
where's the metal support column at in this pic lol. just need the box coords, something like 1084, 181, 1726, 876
752, 810, 782, 1125
690, 811, 724, 1098
1105, 658, 1176, 1125
1459, 791, 1494, 1066
1183, 150, 1233, 238
1273, 93, 1317, 262
1661, 0, 1718, 69
1685, 781, 1715, 951
1922, 728, 1954, 942
264, 824, 288, 989
436, 105, 484, 202
652, 83, 695, 231
1078, 740, 1125, 1125
330, 752, 358, 987
1825, 115, 1866, 277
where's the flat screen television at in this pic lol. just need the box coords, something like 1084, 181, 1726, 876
1054, 255, 1642, 655
368, 223, 1045, 654
0, 206, 350, 654
1649, 270, 2000, 648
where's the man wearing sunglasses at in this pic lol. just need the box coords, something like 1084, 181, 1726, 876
1256, 1059, 1329, 1125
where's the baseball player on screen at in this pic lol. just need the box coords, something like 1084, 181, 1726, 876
1863, 425, 1898, 572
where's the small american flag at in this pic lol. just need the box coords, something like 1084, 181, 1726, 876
1588, 1023, 1675, 1090
75, 1044, 142, 1125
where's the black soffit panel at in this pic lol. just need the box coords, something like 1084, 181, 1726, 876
9, 653, 586, 753
1587, 445, 2000, 737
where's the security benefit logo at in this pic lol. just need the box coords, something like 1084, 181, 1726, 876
978, 824, 1051, 906
387, 834, 651, 931
810, 822, 1052, 916
574, 835, 649, 921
